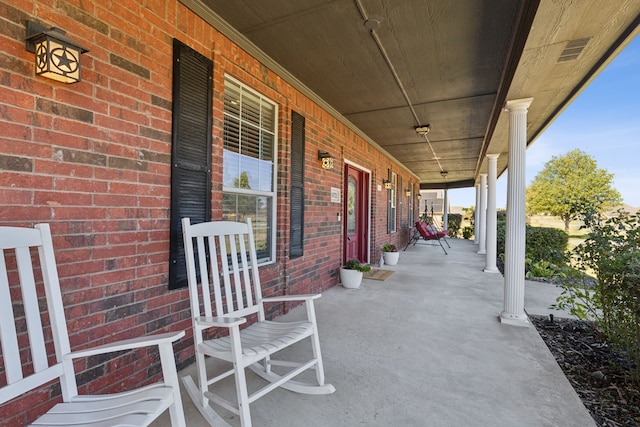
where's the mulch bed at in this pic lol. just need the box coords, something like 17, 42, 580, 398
531, 315, 640, 426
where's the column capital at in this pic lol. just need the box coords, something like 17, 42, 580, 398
486, 153, 499, 160
504, 97, 533, 112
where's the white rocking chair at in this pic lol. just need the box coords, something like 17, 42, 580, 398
0, 224, 186, 426
181, 218, 335, 427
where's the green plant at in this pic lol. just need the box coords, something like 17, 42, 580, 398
343, 259, 371, 273
568, 208, 640, 382
551, 271, 599, 321
462, 226, 474, 240
526, 226, 568, 266
496, 224, 568, 268
462, 206, 475, 226
447, 213, 462, 237
525, 259, 566, 279
381, 242, 397, 252
496, 220, 507, 256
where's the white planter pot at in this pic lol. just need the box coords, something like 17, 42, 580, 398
340, 267, 363, 289
382, 251, 399, 266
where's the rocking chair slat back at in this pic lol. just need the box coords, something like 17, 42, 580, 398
0, 225, 77, 404
181, 218, 335, 427
182, 218, 263, 319
0, 224, 186, 426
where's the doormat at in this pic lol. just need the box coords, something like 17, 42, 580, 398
364, 269, 394, 281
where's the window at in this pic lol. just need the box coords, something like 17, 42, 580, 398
222, 77, 277, 264
387, 170, 397, 233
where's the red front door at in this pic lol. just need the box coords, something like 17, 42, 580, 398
344, 165, 369, 264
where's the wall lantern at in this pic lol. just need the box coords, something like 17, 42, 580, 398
26, 20, 89, 84
382, 179, 392, 190
318, 150, 334, 169
417, 194, 422, 200
405, 189, 412, 196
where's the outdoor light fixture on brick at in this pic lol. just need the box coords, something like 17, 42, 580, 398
318, 150, 334, 169
382, 179, 392, 189
405, 189, 412, 196
26, 21, 89, 84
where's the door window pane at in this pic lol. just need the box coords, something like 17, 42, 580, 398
347, 176, 356, 234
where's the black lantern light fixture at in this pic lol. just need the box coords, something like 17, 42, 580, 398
318, 150, 334, 169
382, 179, 392, 190
26, 21, 89, 84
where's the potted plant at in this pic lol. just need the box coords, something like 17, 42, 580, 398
381, 242, 399, 266
380, 242, 400, 265
340, 259, 371, 289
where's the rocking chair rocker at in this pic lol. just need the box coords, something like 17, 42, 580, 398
181, 218, 335, 427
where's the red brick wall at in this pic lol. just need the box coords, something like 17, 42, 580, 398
0, 1, 419, 424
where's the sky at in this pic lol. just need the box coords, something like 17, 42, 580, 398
449, 33, 640, 209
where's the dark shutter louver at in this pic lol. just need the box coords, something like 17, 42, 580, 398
387, 168, 392, 233
398, 175, 403, 228
290, 111, 305, 258
169, 39, 213, 289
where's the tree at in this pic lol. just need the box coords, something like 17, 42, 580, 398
526, 149, 622, 232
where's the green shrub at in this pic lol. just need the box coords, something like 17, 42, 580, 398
525, 259, 566, 279
462, 226, 474, 240
496, 220, 506, 255
447, 213, 462, 237
570, 209, 640, 382
551, 269, 599, 321
526, 226, 568, 266
495, 224, 568, 274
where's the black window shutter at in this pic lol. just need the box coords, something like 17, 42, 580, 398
398, 175, 403, 228
169, 39, 213, 289
290, 111, 305, 258
387, 168, 392, 233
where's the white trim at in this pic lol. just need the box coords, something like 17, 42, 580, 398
344, 159, 371, 174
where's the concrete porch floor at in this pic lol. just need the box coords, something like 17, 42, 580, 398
154, 238, 596, 427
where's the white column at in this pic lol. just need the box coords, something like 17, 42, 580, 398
500, 97, 533, 327
473, 184, 480, 244
484, 154, 500, 273
443, 189, 449, 230
477, 173, 487, 255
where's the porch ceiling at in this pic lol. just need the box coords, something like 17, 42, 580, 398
183, 0, 640, 189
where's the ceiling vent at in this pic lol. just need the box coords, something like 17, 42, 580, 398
557, 38, 590, 63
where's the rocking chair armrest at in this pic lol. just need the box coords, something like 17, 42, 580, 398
195, 316, 247, 328
261, 294, 321, 303
65, 331, 185, 360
